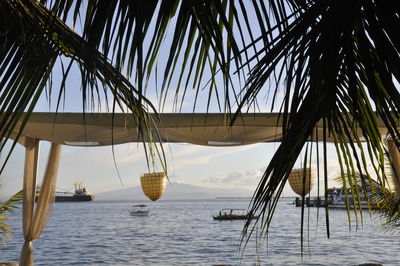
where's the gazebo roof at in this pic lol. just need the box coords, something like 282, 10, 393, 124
10, 112, 390, 147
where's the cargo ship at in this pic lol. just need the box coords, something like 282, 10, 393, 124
36, 182, 94, 202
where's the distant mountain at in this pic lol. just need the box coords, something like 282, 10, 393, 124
95, 182, 254, 201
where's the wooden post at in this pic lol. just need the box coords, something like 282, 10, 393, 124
387, 139, 400, 198
20, 138, 39, 266
20, 141, 62, 266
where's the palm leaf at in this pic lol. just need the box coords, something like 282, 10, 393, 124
0, 190, 23, 246
0, 0, 165, 173
237, 0, 400, 251
0, 0, 256, 173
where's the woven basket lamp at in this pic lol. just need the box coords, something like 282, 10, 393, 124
140, 172, 167, 201
288, 168, 314, 196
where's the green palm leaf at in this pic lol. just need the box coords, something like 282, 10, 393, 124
237, 0, 400, 246
0, 190, 23, 247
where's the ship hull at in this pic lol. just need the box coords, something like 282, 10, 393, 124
294, 197, 378, 209
55, 195, 94, 202
35, 195, 94, 202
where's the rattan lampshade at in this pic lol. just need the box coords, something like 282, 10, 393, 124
140, 172, 167, 201
288, 168, 314, 196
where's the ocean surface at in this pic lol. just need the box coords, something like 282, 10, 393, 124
1, 198, 400, 265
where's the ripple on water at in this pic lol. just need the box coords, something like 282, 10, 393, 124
1, 199, 400, 265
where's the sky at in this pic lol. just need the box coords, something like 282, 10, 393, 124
0, 3, 352, 199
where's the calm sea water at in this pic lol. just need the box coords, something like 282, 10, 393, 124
1, 198, 400, 265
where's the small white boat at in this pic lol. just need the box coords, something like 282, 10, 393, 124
128, 204, 150, 216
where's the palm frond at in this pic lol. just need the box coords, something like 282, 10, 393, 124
1, 0, 266, 173
342, 172, 400, 231
0, 0, 165, 172
0, 190, 23, 246
372, 184, 400, 230
37, 0, 246, 113
240, 0, 400, 248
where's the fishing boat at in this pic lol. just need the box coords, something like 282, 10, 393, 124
213, 209, 257, 221
128, 204, 150, 216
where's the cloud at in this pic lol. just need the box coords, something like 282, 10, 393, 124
112, 145, 147, 165
203, 167, 265, 187
168, 143, 264, 169
201, 157, 343, 190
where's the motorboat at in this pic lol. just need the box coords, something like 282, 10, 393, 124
128, 204, 150, 216
213, 209, 257, 220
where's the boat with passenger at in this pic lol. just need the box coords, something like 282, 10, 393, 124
128, 204, 150, 216
213, 209, 257, 220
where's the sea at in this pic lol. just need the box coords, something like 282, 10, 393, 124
1, 198, 400, 265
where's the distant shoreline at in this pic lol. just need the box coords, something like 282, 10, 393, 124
215, 196, 296, 199
214, 196, 252, 199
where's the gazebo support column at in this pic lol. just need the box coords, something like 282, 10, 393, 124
19, 139, 62, 266
387, 139, 400, 198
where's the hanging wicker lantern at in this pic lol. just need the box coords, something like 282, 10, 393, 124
288, 168, 314, 196
140, 172, 167, 201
